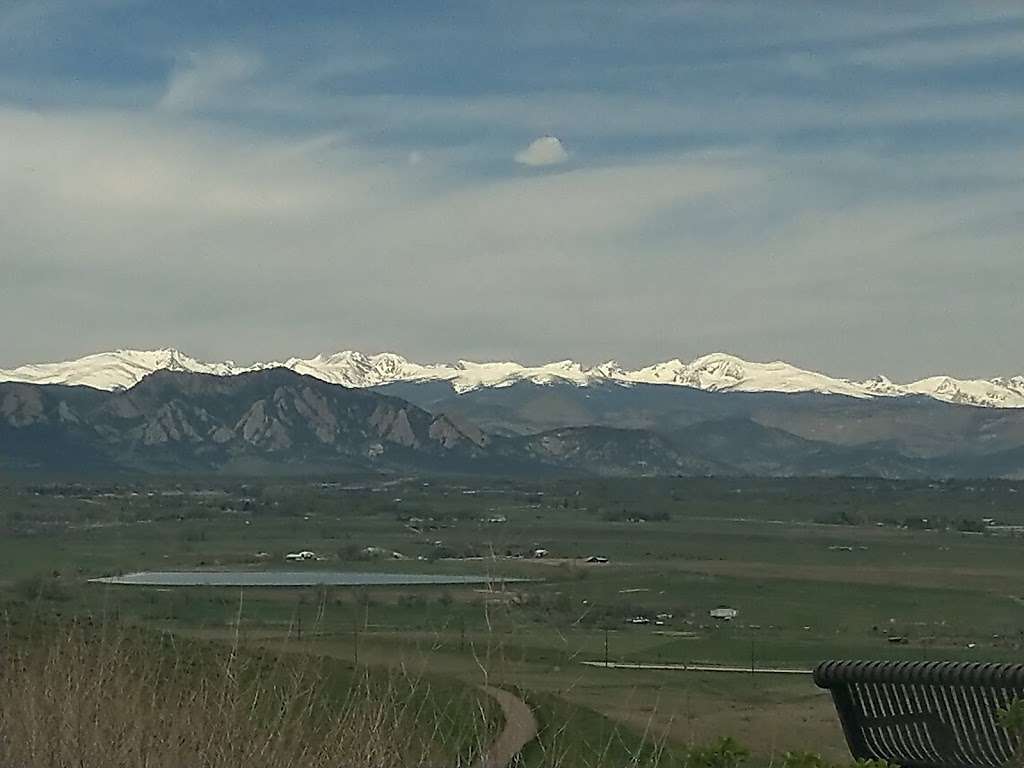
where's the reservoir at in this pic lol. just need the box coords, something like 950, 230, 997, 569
90, 571, 530, 587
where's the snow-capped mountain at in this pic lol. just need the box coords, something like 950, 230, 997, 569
284, 351, 452, 389
0, 349, 258, 391
619, 354, 871, 397
1, 348, 1023, 408
903, 376, 1024, 409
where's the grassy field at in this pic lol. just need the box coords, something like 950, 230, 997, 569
0, 618, 500, 768
2, 473, 1023, 764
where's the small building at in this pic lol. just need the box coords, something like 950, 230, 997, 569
709, 607, 738, 621
533, 548, 549, 558
285, 550, 316, 562
363, 546, 406, 559
585, 555, 609, 564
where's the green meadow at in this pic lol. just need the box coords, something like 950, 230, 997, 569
3, 474, 1023, 763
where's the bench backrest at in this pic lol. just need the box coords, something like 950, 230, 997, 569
815, 660, 1024, 768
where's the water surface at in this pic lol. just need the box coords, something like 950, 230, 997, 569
90, 570, 528, 587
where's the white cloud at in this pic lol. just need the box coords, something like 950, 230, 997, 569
0, 106, 756, 363
314, 88, 1024, 145
0, 105, 1021, 379
514, 135, 568, 166
158, 49, 261, 113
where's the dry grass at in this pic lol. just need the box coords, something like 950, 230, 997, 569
0, 618, 494, 768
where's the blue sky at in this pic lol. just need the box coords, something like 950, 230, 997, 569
2, 1, 1022, 379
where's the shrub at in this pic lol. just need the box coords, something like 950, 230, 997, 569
688, 736, 750, 768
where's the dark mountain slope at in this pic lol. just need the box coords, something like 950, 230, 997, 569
0, 382, 115, 470
669, 417, 931, 478
2, 372, 1023, 478
0, 369, 489, 473
377, 379, 1024, 458
499, 426, 727, 477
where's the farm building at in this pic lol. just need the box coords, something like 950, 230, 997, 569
709, 607, 738, 621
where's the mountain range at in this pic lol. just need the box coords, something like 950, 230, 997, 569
2, 350, 1024, 478
2, 348, 1024, 408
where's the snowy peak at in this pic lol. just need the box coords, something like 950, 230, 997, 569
857, 375, 904, 397
590, 360, 626, 380
904, 376, 1024, 409
1, 348, 1022, 409
623, 353, 870, 398
0, 348, 253, 391
285, 351, 455, 389
446, 359, 591, 392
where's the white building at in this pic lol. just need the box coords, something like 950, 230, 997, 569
709, 607, 738, 621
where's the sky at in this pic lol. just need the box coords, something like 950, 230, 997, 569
2, 1, 1022, 380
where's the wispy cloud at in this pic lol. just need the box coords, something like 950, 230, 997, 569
158, 48, 261, 113
2, 101, 1020, 377
0, 2, 1022, 376
848, 28, 1024, 69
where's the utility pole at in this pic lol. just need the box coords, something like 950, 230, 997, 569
604, 628, 610, 668
353, 614, 359, 666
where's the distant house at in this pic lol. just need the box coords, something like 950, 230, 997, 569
630, 616, 651, 625
585, 555, 609, 564
709, 607, 738, 621
285, 550, 317, 562
486, 515, 508, 524
533, 548, 549, 558
363, 546, 406, 560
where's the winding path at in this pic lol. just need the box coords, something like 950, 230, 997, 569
476, 685, 538, 768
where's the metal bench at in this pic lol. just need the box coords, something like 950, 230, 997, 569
814, 660, 1024, 768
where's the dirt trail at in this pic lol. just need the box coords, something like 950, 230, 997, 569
476, 685, 538, 768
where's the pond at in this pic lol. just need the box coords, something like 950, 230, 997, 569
89, 571, 530, 587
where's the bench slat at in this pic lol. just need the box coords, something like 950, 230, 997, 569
815, 661, 1024, 768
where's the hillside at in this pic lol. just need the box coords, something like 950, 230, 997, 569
0, 369, 488, 474
2, 369, 1023, 478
